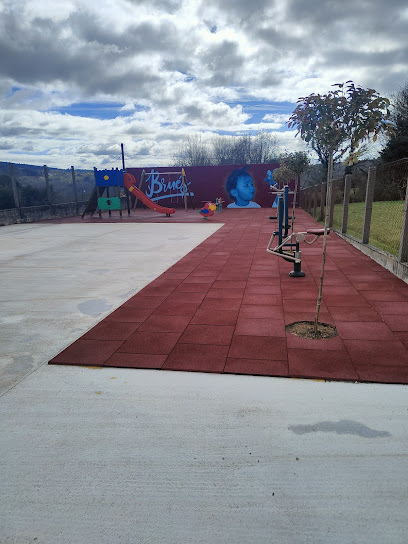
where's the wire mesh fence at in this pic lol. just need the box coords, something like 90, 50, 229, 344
301, 158, 408, 262
331, 178, 344, 231
0, 164, 94, 210
13, 163, 49, 207
370, 159, 408, 256
343, 170, 367, 240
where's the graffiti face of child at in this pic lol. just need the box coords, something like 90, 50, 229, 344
230, 173, 256, 206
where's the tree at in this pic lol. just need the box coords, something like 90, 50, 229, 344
279, 151, 310, 176
174, 131, 280, 166
272, 164, 296, 185
288, 81, 391, 335
380, 82, 408, 163
173, 135, 212, 166
278, 151, 310, 193
249, 131, 279, 163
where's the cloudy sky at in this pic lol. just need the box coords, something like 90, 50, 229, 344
0, 0, 407, 169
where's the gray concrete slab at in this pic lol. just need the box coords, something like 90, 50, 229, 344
1, 222, 407, 544
0, 222, 221, 393
1, 366, 407, 544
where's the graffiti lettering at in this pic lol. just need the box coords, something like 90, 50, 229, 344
145, 170, 194, 201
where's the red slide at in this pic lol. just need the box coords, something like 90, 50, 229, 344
123, 173, 175, 216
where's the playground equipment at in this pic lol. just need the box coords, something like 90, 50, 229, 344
215, 197, 224, 212
198, 202, 217, 219
82, 168, 131, 219
123, 173, 175, 216
82, 168, 181, 218
266, 183, 329, 277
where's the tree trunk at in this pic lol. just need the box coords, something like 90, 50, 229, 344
313, 153, 333, 334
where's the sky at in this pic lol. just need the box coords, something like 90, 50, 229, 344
0, 0, 407, 170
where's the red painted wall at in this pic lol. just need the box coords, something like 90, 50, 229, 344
127, 163, 299, 209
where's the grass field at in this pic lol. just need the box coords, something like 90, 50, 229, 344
330, 201, 404, 256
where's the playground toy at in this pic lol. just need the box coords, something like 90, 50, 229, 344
123, 173, 176, 216
266, 183, 329, 277
198, 202, 217, 219
215, 197, 224, 212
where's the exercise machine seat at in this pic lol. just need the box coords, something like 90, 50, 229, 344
306, 228, 329, 236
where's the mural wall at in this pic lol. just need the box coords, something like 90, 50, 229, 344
127, 163, 299, 209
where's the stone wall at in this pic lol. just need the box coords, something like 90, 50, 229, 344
0, 202, 88, 226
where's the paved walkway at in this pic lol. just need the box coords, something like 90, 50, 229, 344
50, 209, 408, 384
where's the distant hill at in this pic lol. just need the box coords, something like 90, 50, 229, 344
0, 162, 94, 203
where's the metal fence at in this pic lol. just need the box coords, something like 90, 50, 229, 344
301, 158, 408, 278
1, 163, 94, 209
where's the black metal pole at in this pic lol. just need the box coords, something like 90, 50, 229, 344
121, 143, 125, 170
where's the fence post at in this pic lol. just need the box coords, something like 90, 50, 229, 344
9, 163, 21, 211
313, 185, 317, 218
341, 174, 351, 234
329, 179, 336, 227
398, 179, 408, 263
320, 182, 326, 221
362, 166, 376, 244
71, 166, 79, 213
43, 165, 53, 205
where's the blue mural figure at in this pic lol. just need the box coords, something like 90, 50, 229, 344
264, 169, 279, 208
226, 167, 261, 208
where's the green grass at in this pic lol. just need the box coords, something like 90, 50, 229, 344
331, 201, 404, 256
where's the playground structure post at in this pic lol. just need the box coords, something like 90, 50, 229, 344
121, 143, 125, 171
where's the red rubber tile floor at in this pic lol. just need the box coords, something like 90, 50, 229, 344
49, 209, 408, 384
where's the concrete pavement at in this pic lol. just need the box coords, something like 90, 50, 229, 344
1, 222, 407, 544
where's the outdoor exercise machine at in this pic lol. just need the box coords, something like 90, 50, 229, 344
266, 183, 329, 277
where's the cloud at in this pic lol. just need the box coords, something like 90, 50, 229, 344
0, 0, 407, 168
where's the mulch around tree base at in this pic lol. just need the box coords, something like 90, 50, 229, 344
286, 321, 338, 339
49, 208, 408, 385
